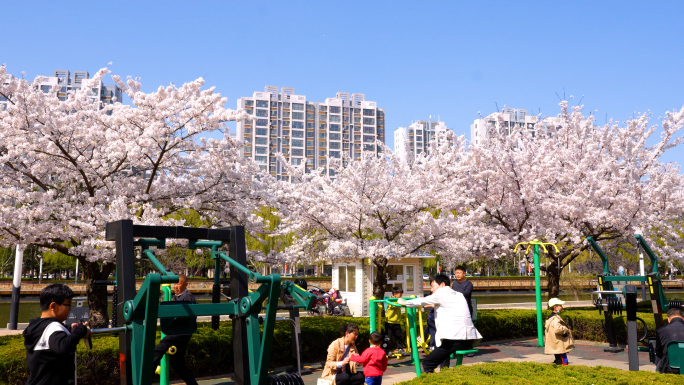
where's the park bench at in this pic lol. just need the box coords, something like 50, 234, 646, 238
667, 341, 684, 374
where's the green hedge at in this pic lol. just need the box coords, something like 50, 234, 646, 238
396, 362, 681, 385
0, 309, 666, 384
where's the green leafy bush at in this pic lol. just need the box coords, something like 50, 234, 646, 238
0, 309, 666, 384
396, 362, 680, 385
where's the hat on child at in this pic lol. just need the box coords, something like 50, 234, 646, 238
548, 298, 565, 307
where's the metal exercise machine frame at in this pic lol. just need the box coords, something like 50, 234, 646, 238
587, 234, 679, 353
105, 220, 315, 385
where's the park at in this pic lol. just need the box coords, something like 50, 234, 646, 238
2, 3, 684, 384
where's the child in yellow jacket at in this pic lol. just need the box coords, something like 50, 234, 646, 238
545, 298, 574, 365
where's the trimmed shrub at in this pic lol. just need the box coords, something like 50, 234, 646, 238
0, 309, 665, 384
396, 362, 681, 384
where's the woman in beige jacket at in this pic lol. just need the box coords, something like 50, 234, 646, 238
320, 324, 365, 385
545, 298, 574, 365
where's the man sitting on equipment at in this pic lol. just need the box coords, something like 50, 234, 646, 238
153, 274, 198, 385
656, 307, 684, 374
397, 274, 482, 373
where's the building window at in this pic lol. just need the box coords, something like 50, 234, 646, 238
319, 123, 326, 130
319, 114, 327, 121
363, 127, 375, 134
330, 124, 341, 132
255, 146, 267, 154
363, 109, 375, 116
255, 156, 267, 164
319, 106, 327, 112
319, 132, 326, 139
292, 121, 304, 129
245, 100, 254, 107
292, 130, 304, 138
256, 100, 268, 108
330, 142, 340, 149
330, 151, 340, 158
329, 115, 341, 123
406, 266, 414, 291
292, 139, 303, 147
256, 119, 268, 127
363, 135, 374, 143
256, 128, 268, 136
329, 133, 340, 140
292, 149, 303, 156
307, 122, 314, 129
307, 131, 315, 138
330, 106, 341, 113
337, 265, 355, 292
283, 121, 290, 127
256, 137, 267, 145
292, 112, 304, 120
256, 109, 268, 117
292, 103, 304, 111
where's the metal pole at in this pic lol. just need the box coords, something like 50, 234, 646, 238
160, 285, 172, 385
9, 244, 25, 330
625, 285, 639, 371
75, 259, 79, 284
639, 253, 647, 301
39, 257, 43, 284
533, 244, 544, 347
369, 297, 377, 333
406, 307, 421, 377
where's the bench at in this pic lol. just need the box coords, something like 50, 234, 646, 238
452, 349, 479, 366
667, 341, 684, 374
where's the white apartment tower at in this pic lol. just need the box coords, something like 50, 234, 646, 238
1, 69, 122, 111
236, 86, 386, 180
394, 120, 454, 161
470, 107, 563, 146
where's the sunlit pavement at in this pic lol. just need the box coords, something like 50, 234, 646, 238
189, 337, 654, 385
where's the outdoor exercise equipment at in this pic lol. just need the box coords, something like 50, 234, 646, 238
594, 285, 645, 370
514, 240, 560, 348
588, 234, 683, 353
98, 220, 318, 385
369, 296, 422, 376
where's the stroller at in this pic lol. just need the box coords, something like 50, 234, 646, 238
326, 288, 350, 316
306, 286, 328, 316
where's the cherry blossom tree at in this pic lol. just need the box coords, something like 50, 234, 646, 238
0, 66, 267, 326
450, 102, 684, 298
278, 140, 467, 299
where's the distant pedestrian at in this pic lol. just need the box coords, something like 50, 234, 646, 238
451, 265, 473, 317
544, 298, 574, 365
152, 274, 198, 385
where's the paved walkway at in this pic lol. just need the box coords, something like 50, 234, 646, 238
186, 338, 654, 385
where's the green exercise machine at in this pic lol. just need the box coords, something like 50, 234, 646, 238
85, 220, 318, 385
588, 234, 682, 354
514, 240, 560, 348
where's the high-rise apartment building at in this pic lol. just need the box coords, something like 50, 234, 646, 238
394, 120, 454, 161
1, 69, 122, 111
45, 69, 122, 104
236, 86, 385, 180
470, 107, 561, 146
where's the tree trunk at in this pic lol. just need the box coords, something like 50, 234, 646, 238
81, 258, 115, 328
372, 257, 388, 299
546, 257, 561, 300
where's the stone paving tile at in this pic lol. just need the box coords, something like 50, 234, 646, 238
190, 338, 656, 385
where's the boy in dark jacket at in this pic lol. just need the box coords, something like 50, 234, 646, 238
23, 283, 91, 385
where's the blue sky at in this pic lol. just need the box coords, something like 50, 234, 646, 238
3, 1, 683, 165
